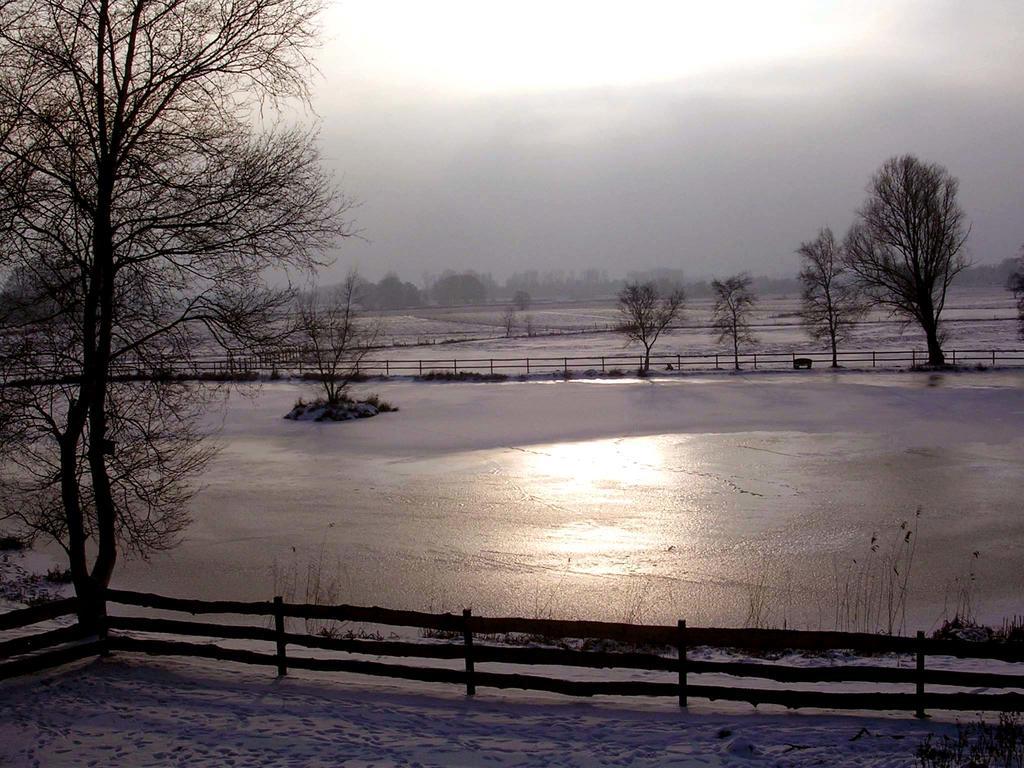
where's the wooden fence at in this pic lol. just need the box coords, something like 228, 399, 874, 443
0, 598, 100, 681
5, 589, 1024, 717
5, 348, 1024, 386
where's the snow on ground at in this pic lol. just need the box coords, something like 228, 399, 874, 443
0, 653, 957, 767
371, 288, 1021, 359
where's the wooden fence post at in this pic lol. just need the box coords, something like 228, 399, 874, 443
463, 608, 475, 696
677, 619, 687, 708
526, 358, 530, 375
601, 357, 605, 373
915, 630, 926, 718
563, 357, 568, 376
96, 590, 110, 658
274, 596, 287, 677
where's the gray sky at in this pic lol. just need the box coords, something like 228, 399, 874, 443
309, 0, 1024, 283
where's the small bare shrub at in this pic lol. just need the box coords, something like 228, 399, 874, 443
45, 567, 73, 584
832, 510, 918, 635
916, 713, 1024, 767
0, 534, 26, 551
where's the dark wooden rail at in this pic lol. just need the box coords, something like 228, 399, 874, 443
7, 590, 1024, 715
93, 589, 1024, 716
0, 598, 100, 681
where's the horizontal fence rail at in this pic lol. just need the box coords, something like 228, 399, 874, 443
97, 590, 1024, 715
5, 348, 1024, 385
7, 589, 1024, 715
0, 598, 104, 682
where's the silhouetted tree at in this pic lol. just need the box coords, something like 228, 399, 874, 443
0, 0, 349, 615
617, 281, 685, 372
367, 274, 421, 310
1009, 247, 1024, 340
501, 306, 517, 337
711, 274, 757, 370
796, 228, 866, 367
844, 155, 970, 366
296, 274, 379, 405
431, 272, 487, 305
512, 290, 531, 311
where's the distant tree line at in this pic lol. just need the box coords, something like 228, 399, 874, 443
331, 257, 1011, 315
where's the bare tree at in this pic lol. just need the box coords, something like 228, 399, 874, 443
711, 274, 757, 370
501, 306, 517, 337
0, 0, 350, 616
512, 290, 531, 311
296, 274, 379, 405
617, 281, 685, 372
1010, 246, 1024, 340
844, 155, 970, 366
796, 227, 866, 367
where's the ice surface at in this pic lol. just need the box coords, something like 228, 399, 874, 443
102, 369, 1024, 632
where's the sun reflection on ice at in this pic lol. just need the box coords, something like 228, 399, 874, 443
518, 436, 680, 577
523, 437, 668, 495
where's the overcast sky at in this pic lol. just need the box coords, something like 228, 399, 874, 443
308, 1, 1024, 283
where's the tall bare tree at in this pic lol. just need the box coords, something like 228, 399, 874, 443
711, 274, 757, 370
617, 281, 685, 372
0, 0, 350, 616
796, 227, 866, 367
844, 155, 970, 366
1010, 246, 1024, 340
296, 273, 379, 405
500, 306, 517, 337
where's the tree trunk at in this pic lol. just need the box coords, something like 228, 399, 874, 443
830, 329, 839, 368
643, 346, 651, 372
925, 326, 945, 366
733, 332, 740, 370
918, 292, 945, 367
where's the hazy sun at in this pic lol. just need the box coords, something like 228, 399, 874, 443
323, 1, 888, 94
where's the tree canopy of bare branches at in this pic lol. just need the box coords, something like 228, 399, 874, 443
501, 306, 517, 337
796, 227, 866, 367
711, 274, 757, 370
0, 0, 351, 615
844, 155, 970, 366
1010, 246, 1024, 341
616, 281, 685, 372
296, 274, 379, 405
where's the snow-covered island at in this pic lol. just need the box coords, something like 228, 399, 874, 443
284, 395, 398, 422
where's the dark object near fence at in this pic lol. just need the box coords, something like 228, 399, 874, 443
793, 358, 813, 369
7, 589, 1024, 718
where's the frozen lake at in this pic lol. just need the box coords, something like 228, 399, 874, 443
114, 370, 1024, 632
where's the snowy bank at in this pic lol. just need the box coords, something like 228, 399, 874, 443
0, 654, 958, 767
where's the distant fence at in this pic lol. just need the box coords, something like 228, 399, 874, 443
5, 348, 1024, 385
6, 589, 1024, 716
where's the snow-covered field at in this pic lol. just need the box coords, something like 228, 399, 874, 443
371, 287, 1020, 360
0, 653, 963, 767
